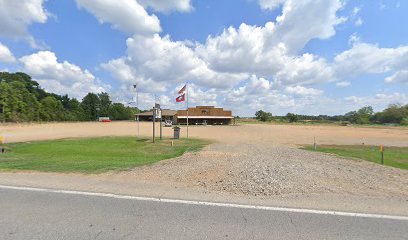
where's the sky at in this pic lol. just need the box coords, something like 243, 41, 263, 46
0, 0, 407, 117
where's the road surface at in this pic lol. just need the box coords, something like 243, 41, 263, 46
1, 186, 407, 240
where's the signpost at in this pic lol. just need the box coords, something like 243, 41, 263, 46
380, 145, 385, 165
153, 104, 162, 143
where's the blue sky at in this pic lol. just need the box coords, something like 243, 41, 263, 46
0, 0, 407, 116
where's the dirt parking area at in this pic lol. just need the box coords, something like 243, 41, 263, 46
1, 121, 407, 146
1, 122, 407, 215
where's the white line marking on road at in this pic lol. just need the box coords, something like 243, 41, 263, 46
1, 184, 407, 221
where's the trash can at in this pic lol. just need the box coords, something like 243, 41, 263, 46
173, 127, 181, 139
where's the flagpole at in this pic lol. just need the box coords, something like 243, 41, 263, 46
133, 84, 139, 138
137, 86, 139, 137
186, 82, 189, 139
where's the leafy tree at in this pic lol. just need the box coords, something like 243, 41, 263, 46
39, 96, 64, 121
109, 103, 132, 120
286, 113, 298, 123
98, 92, 112, 117
401, 117, 408, 126
0, 82, 17, 122
81, 93, 101, 121
255, 110, 273, 122
0, 72, 138, 122
375, 104, 408, 124
355, 106, 374, 124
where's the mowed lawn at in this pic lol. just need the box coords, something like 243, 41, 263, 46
304, 145, 408, 170
0, 137, 209, 173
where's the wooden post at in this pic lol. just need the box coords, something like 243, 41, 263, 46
313, 136, 316, 150
160, 115, 163, 140
380, 145, 384, 165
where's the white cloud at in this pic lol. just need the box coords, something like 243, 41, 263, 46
0, 43, 16, 63
274, 0, 346, 53
99, 0, 347, 116
222, 75, 328, 115
285, 86, 323, 96
139, 0, 192, 13
334, 42, 408, 80
352, 7, 361, 16
195, 0, 343, 85
76, 0, 161, 35
385, 70, 408, 83
19, 51, 109, 99
336, 81, 351, 87
102, 34, 248, 92
102, 0, 344, 94
0, 0, 48, 47
348, 34, 360, 44
344, 93, 408, 110
355, 17, 363, 26
197, 23, 336, 85
258, 0, 286, 10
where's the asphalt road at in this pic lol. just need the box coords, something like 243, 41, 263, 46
1, 188, 407, 240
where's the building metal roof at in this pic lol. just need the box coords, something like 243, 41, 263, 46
177, 116, 234, 119
136, 109, 177, 116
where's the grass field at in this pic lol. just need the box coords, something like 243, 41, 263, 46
303, 145, 408, 170
0, 137, 209, 173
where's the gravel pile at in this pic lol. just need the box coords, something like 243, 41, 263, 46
130, 143, 408, 198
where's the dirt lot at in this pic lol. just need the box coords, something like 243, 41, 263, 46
1, 121, 407, 146
1, 122, 407, 215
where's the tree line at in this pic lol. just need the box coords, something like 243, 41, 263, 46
255, 105, 408, 126
0, 72, 139, 122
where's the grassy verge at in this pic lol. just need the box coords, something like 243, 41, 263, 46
0, 137, 210, 173
303, 145, 408, 170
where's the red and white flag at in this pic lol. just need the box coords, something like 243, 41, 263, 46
178, 84, 186, 94
176, 94, 185, 102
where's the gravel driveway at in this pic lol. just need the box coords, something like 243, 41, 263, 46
127, 142, 408, 199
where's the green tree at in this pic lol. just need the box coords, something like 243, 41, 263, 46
109, 103, 132, 120
39, 96, 64, 121
61, 98, 83, 121
355, 106, 374, 124
375, 104, 408, 124
286, 113, 298, 123
401, 117, 408, 126
0, 82, 18, 122
255, 110, 273, 122
98, 92, 112, 117
81, 93, 101, 121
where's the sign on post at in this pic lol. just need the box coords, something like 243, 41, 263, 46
155, 108, 162, 119
155, 104, 161, 119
